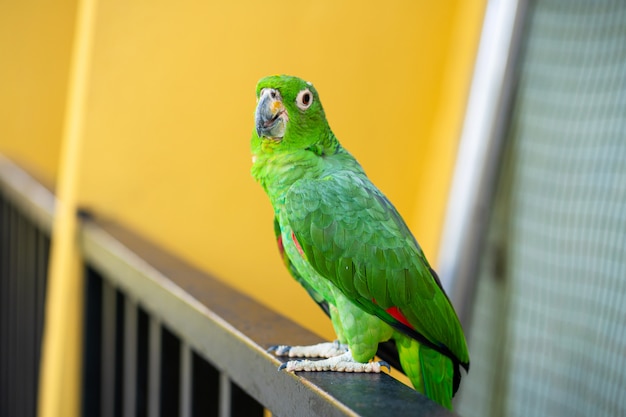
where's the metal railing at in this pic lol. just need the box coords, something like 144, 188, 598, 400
0, 154, 457, 417
0, 178, 49, 417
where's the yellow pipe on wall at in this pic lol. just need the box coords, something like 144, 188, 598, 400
37, 0, 98, 416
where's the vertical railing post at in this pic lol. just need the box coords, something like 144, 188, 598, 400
219, 372, 232, 417
148, 317, 161, 417
0, 198, 6, 417
101, 282, 116, 417
123, 298, 138, 417
179, 342, 192, 417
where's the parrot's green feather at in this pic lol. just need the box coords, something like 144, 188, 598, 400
273, 216, 329, 313
284, 174, 467, 360
251, 75, 469, 409
396, 333, 454, 410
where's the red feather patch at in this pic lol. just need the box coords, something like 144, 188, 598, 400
291, 231, 305, 257
386, 306, 414, 330
373, 298, 415, 330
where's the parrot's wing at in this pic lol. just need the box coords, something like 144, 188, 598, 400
273, 216, 330, 316
275, 216, 405, 371
284, 172, 469, 368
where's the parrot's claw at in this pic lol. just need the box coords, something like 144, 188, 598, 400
268, 341, 348, 358
278, 351, 390, 374
267, 345, 292, 356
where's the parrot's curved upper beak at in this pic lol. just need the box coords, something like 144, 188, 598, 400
255, 88, 287, 140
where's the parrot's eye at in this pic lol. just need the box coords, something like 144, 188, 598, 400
296, 89, 313, 111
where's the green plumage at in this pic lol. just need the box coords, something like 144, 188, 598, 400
251, 75, 469, 409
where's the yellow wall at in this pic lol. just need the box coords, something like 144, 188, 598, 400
0, 1, 76, 180
0, 1, 485, 342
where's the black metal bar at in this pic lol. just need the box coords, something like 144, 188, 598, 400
160, 325, 181, 417
114, 289, 125, 417
34, 223, 49, 412
7, 202, 17, 417
0, 196, 4, 416
148, 316, 161, 417
0, 195, 9, 417
230, 380, 264, 417
15, 210, 24, 417
136, 305, 150, 417
100, 277, 117, 417
218, 372, 231, 417
123, 295, 137, 417
179, 342, 191, 417
82, 268, 103, 417
18, 209, 37, 417
191, 351, 219, 416
124, 297, 138, 417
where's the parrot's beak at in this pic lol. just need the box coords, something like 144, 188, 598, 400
255, 88, 287, 140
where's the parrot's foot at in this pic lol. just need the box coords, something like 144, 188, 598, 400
278, 351, 390, 374
267, 340, 348, 358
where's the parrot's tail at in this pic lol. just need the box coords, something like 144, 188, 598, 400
395, 334, 454, 410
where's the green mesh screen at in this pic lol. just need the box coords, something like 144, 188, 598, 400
457, 1, 626, 416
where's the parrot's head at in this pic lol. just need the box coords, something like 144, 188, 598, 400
253, 75, 330, 152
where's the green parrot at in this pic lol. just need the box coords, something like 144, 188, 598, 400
251, 75, 469, 409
